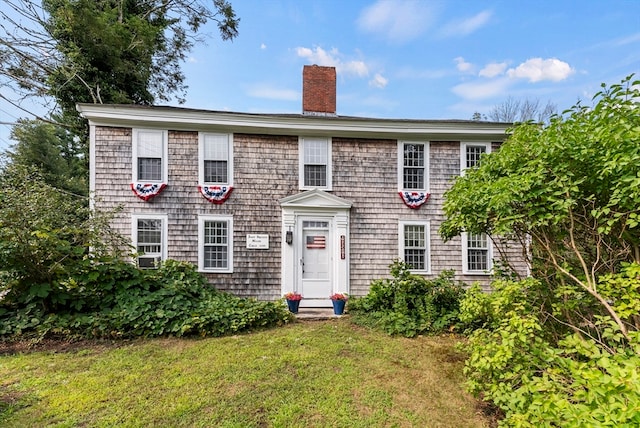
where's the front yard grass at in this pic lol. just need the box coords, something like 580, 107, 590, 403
0, 318, 489, 427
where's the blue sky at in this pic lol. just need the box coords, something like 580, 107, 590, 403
1, 0, 639, 151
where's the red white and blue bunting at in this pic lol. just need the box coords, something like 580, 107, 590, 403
399, 191, 430, 209
199, 185, 233, 204
131, 182, 167, 201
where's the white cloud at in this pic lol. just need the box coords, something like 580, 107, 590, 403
479, 62, 508, 78
343, 60, 369, 77
369, 73, 388, 88
260, 43, 267, 50
295, 46, 338, 67
507, 58, 575, 82
452, 77, 512, 100
454, 57, 474, 73
295, 46, 369, 77
440, 10, 492, 37
246, 85, 299, 101
187, 56, 198, 63
357, 0, 437, 43
612, 32, 640, 46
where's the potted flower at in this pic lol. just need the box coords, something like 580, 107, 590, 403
284, 292, 303, 314
330, 292, 348, 315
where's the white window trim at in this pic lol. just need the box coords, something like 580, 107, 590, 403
460, 142, 491, 174
397, 141, 430, 192
132, 128, 169, 183
131, 213, 168, 266
398, 220, 431, 274
298, 137, 332, 191
198, 215, 234, 273
461, 232, 493, 275
198, 132, 234, 186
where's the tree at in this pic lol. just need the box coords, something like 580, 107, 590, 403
470, 111, 486, 121
441, 75, 640, 340
1, 0, 238, 118
486, 96, 557, 123
1, 0, 239, 193
8, 118, 87, 195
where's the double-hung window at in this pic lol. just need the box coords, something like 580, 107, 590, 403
299, 137, 332, 190
398, 141, 429, 192
133, 129, 167, 183
399, 221, 430, 272
463, 232, 492, 274
132, 214, 167, 269
460, 142, 491, 173
460, 142, 493, 274
199, 133, 233, 185
198, 215, 233, 273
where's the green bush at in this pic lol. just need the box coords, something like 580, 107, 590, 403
104, 260, 291, 338
459, 272, 640, 427
0, 164, 132, 312
0, 259, 291, 339
349, 260, 466, 337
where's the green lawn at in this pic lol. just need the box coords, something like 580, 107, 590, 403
0, 319, 490, 427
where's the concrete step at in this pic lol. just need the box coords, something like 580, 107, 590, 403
293, 308, 346, 320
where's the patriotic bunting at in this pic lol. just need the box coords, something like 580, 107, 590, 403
399, 191, 430, 209
199, 185, 233, 204
130, 182, 167, 201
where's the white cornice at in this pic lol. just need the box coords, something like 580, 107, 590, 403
76, 104, 510, 140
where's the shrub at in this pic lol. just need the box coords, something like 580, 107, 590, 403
0, 259, 291, 339
104, 260, 291, 338
349, 260, 466, 337
459, 272, 640, 427
0, 165, 131, 313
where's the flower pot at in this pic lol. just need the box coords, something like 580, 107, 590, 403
286, 299, 300, 314
332, 299, 346, 315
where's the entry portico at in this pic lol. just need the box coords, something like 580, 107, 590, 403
280, 189, 352, 307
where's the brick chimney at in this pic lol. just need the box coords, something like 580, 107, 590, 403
302, 65, 336, 115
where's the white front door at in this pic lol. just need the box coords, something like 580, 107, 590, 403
299, 218, 332, 305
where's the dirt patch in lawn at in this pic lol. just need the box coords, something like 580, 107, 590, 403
0, 337, 128, 356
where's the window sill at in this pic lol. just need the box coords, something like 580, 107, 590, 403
462, 271, 492, 276
199, 269, 233, 274
299, 186, 332, 192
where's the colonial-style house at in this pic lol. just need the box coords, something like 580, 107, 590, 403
78, 65, 527, 307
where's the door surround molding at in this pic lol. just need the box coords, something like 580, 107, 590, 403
280, 189, 351, 307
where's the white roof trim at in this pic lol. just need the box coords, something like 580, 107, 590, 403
76, 104, 510, 140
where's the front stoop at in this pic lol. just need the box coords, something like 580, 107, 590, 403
294, 308, 345, 320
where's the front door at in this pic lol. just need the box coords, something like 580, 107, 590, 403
299, 219, 332, 303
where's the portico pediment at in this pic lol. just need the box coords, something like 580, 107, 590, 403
280, 189, 352, 210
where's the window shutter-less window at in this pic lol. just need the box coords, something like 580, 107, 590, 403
304, 138, 328, 187
403, 143, 425, 190
466, 145, 486, 169
137, 131, 163, 181
203, 134, 229, 184
198, 215, 234, 273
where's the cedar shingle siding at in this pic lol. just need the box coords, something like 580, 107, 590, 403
93, 124, 528, 300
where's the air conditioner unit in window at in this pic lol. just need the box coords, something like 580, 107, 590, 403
138, 256, 161, 269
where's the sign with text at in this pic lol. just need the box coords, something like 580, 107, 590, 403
246, 234, 269, 249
